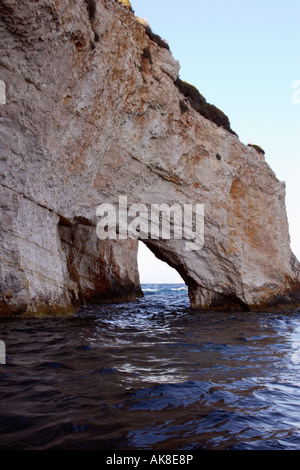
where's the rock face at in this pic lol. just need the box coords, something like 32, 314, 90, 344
0, 0, 300, 316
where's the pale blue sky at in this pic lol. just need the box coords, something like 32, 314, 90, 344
134, 0, 300, 283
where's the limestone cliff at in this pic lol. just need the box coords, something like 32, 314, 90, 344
0, 0, 299, 316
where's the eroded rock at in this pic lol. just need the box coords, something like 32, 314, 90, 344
0, 0, 299, 316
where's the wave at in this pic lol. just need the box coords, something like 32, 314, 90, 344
171, 287, 188, 291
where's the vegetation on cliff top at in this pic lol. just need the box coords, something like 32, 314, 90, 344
248, 144, 265, 155
112, 1, 234, 135
143, 24, 170, 51
116, 0, 134, 12
137, 17, 170, 51
174, 79, 237, 135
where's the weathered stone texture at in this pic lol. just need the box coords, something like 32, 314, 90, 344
0, 0, 299, 316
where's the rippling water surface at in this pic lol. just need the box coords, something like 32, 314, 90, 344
1, 284, 300, 450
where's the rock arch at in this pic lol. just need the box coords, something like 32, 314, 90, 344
0, 0, 300, 316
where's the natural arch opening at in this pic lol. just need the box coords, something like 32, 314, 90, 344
137, 241, 186, 286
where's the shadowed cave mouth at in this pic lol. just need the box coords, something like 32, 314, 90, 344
57, 217, 249, 311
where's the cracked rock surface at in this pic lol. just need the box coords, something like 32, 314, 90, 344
0, 0, 299, 316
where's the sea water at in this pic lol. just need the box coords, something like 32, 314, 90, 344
1, 283, 300, 450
